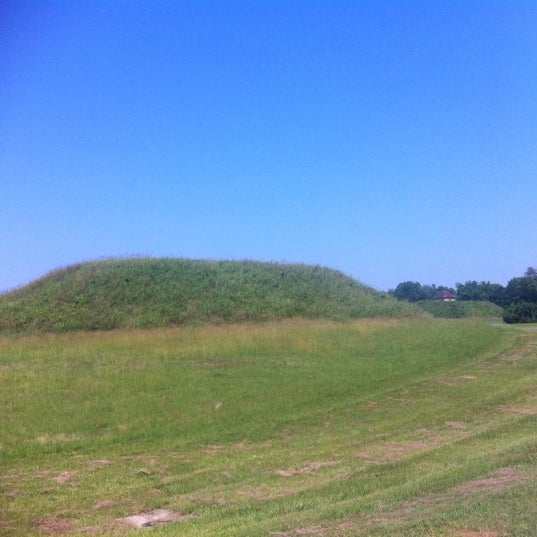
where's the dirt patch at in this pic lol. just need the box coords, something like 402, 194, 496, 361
434, 376, 477, 388
451, 531, 500, 537
386, 396, 412, 403
119, 509, 191, 528
54, 471, 79, 486
92, 500, 117, 510
0, 520, 16, 535
87, 459, 111, 469
119, 453, 158, 462
203, 444, 225, 454
362, 401, 379, 411
355, 441, 428, 464
363, 467, 525, 529
495, 339, 536, 365
501, 353, 523, 362
270, 525, 325, 536
446, 421, 468, 429
33, 470, 56, 479
368, 495, 446, 525
35, 433, 81, 445
502, 406, 537, 416
454, 467, 527, 494
33, 518, 75, 533
435, 377, 456, 387
271, 461, 338, 477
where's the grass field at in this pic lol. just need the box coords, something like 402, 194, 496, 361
1, 319, 537, 536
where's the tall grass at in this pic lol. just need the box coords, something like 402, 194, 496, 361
0, 258, 419, 334
2, 319, 536, 536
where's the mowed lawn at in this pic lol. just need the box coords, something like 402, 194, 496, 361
1, 319, 537, 536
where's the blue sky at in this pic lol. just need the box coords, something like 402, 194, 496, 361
1, 1, 536, 292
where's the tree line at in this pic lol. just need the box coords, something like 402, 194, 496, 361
389, 267, 537, 324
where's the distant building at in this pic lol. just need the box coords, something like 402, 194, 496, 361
434, 290, 457, 302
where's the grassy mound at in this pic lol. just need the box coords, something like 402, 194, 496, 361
418, 299, 503, 319
0, 258, 418, 333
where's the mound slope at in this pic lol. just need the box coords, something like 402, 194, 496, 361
0, 258, 418, 333
417, 300, 503, 319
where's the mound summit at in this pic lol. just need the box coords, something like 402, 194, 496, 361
0, 258, 418, 333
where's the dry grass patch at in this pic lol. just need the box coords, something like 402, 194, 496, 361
354, 440, 429, 464
453, 467, 527, 495
502, 405, 537, 416
271, 461, 339, 477
32, 517, 75, 534
362, 466, 528, 530
451, 531, 500, 537
270, 525, 326, 536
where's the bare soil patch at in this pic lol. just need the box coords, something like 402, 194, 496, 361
33, 518, 75, 533
119, 508, 191, 528
54, 471, 79, 486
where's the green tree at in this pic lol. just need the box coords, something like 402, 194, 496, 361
455, 281, 504, 306
423, 284, 456, 299
391, 281, 427, 302
503, 301, 537, 324
502, 266, 537, 323
524, 266, 537, 280
504, 276, 537, 305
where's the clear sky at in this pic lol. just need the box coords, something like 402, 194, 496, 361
1, 1, 536, 293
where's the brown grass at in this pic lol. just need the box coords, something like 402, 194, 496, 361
32, 518, 75, 534
270, 461, 339, 477
453, 467, 527, 494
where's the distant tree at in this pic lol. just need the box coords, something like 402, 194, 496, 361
504, 276, 537, 305
390, 282, 456, 301
501, 267, 537, 323
391, 281, 427, 302
423, 284, 456, 299
524, 266, 537, 280
421, 284, 438, 300
455, 281, 504, 306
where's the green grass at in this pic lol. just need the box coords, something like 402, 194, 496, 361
0, 258, 419, 334
2, 318, 536, 536
417, 299, 503, 319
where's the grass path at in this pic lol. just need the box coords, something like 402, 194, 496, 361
1, 319, 536, 536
